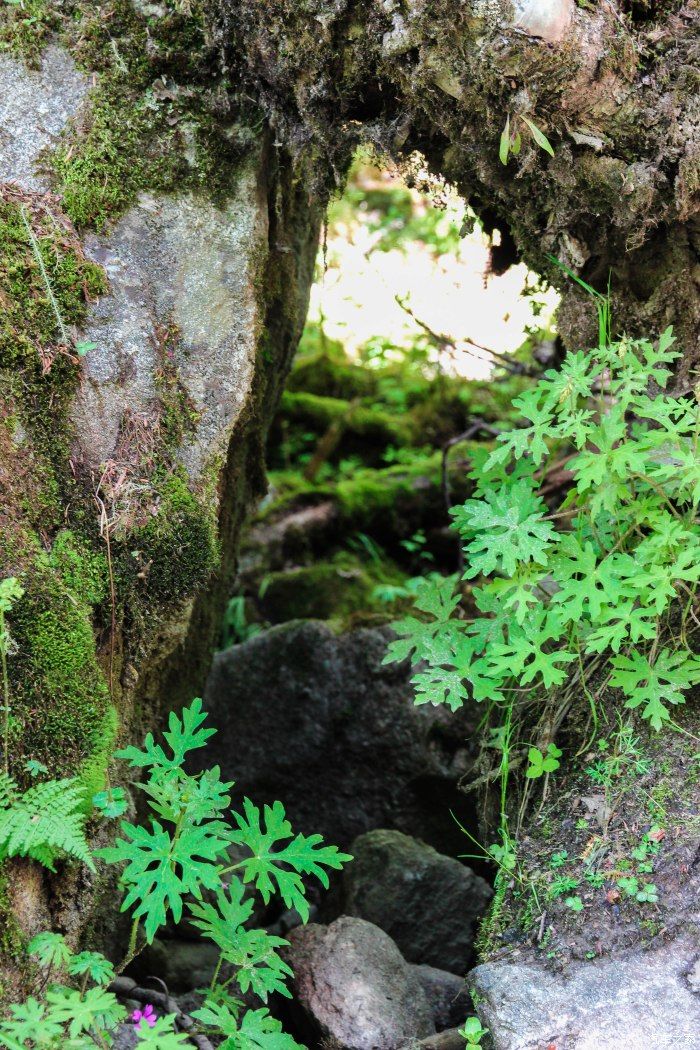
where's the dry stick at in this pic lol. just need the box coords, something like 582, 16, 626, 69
395, 294, 541, 378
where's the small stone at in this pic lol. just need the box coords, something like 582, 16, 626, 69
344, 829, 492, 974
287, 917, 436, 1050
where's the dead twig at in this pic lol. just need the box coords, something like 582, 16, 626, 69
395, 295, 541, 378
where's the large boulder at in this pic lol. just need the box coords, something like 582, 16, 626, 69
0, 31, 318, 986
286, 917, 435, 1050
469, 935, 700, 1049
199, 622, 478, 853
344, 830, 492, 975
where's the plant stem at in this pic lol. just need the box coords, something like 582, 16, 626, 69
20, 205, 70, 345
115, 918, 142, 975
208, 952, 223, 994
0, 608, 9, 776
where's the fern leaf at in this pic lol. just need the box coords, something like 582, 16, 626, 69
0, 778, 94, 871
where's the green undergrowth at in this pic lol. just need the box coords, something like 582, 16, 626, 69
234, 312, 533, 630
478, 710, 700, 963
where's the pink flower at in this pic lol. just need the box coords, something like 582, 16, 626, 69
131, 1004, 157, 1029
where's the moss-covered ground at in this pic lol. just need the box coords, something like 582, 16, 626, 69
228, 313, 532, 638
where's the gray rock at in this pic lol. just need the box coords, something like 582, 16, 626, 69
73, 166, 266, 485
344, 830, 492, 975
287, 917, 436, 1050
511, 0, 574, 43
199, 622, 478, 854
113, 1026, 140, 1050
410, 965, 470, 1031
132, 937, 220, 994
0, 46, 88, 191
469, 935, 700, 1049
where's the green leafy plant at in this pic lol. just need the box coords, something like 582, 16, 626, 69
385, 293, 700, 929
0, 773, 93, 871
549, 875, 579, 899
500, 114, 554, 165
460, 1016, 489, 1048
564, 894, 584, 912
386, 322, 700, 770
0, 700, 350, 1048
525, 743, 562, 779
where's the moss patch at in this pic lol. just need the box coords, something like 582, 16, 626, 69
77, 704, 119, 811
259, 553, 405, 624
0, 0, 56, 67
48, 0, 257, 230
123, 471, 219, 605
6, 555, 110, 779
0, 188, 106, 369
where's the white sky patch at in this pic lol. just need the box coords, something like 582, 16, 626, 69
308, 173, 559, 379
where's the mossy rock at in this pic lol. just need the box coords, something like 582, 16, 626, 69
258, 560, 390, 623
117, 472, 219, 605
257, 554, 405, 625
6, 539, 112, 782
279, 390, 412, 447
48, 0, 254, 232
287, 349, 379, 401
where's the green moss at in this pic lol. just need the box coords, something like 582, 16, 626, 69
0, 193, 107, 368
336, 454, 445, 525
259, 553, 404, 623
0, 869, 23, 964
7, 566, 109, 776
288, 343, 379, 401
49, 0, 254, 230
128, 471, 219, 604
77, 704, 119, 812
0, 0, 56, 66
43, 530, 108, 606
280, 390, 412, 446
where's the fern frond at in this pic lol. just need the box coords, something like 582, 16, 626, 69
0, 772, 18, 809
0, 778, 94, 871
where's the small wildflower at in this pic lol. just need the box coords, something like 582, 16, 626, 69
132, 1004, 157, 1029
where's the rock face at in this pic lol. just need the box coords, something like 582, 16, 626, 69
343, 830, 492, 975
0, 46, 88, 191
199, 621, 479, 853
470, 935, 700, 1049
226, 0, 700, 374
410, 965, 470, 1032
0, 37, 318, 988
287, 917, 436, 1050
73, 172, 266, 483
